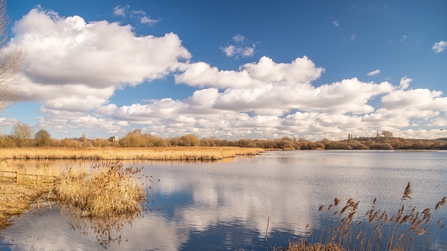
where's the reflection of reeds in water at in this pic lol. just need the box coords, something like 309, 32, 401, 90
61, 206, 143, 249
278, 182, 447, 251
56, 162, 151, 249
57, 162, 147, 218
0, 158, 64, 176
0, 147, 263, 160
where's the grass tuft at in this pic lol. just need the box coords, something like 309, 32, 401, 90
56, 162, 146, 218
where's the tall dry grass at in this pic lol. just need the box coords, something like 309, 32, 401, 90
280, 182, 446, 251
0, 147, 263, 160
56, 162, 146, 218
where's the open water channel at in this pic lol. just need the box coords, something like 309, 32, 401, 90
0, 150, 446, 250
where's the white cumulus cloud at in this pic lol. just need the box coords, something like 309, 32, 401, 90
432, 41, 447, 53
175, 56, 324, 89
6, 8, 190, 114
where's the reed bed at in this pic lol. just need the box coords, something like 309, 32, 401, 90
280, 182, 446, 251
56, 162, 146, 218
0, 147, 263, 160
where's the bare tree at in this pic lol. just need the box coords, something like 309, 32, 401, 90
12, 121, 33, 146
381, 131, 393, 139
0, 0, 23, 112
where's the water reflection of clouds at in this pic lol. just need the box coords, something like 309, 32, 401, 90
149, 161, 318, 238
1, 208, 189, 251
146, 151, 447, 236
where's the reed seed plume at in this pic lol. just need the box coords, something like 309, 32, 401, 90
334, 198, 340, 206
402, 182, 412, 200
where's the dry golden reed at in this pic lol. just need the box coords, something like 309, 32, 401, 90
288, 182, 447, 251
0, 147, 263, 161
56, 162, 146, 218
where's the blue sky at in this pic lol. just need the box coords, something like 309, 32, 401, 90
1, 0, 447, 140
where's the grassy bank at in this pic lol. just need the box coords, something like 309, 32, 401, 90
0, 183, 54, 230
0, 160, 61, 230
0, 147, 263, 160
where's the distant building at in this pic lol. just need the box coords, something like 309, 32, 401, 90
109, 136, 119, 142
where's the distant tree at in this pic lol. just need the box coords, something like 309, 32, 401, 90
381, 131, 393, 143
347, 133, 353, 141
91, 138, 111, 147
0, 134, 14, 147
34, 129, 51, 147
180, 134, 200, 146
11, 122, 33, 147
61, 138, 80, 148
281, 136, 293, 141
381, 131, 393, 138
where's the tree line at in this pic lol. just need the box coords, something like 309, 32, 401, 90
0, 122, 446, 150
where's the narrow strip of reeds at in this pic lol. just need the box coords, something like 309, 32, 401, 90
0, 147, 263, 160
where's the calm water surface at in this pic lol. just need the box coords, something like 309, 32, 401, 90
1, 150, 446, 250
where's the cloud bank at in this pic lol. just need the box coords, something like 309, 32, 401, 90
3, 8, 447, 140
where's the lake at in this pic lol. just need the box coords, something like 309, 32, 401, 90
1, 150, 446, 250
